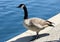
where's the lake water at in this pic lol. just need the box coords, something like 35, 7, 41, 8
0, 0, 60, 42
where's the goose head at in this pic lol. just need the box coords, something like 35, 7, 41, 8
17, 4, 28, 20
17, 4, 25, 9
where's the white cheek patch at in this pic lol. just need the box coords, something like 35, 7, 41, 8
21, 5, 24, 8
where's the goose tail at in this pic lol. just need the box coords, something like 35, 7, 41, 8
46, 21, 55, 27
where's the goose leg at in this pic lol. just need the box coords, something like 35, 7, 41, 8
36, 31, 39, 39
30, 32, 39, 41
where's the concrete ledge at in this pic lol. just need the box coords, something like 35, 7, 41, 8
6, 13, 60, 42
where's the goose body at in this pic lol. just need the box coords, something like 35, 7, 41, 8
24, 18, 49, 32
17, 4, 54, 39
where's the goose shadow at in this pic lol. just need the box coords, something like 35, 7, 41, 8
11, 33, 49, 42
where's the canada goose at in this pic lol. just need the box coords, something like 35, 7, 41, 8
17, 4, 54, 39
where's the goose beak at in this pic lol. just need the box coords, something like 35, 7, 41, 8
17, 5, 21, 8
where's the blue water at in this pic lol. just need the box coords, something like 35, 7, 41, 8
0, 0, 60, 42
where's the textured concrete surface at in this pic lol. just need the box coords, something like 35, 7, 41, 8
6, 13, 60, 42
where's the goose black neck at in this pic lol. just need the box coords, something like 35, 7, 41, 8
23, 6, 28, 20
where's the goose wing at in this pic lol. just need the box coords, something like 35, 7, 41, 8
30, 18, 48, 28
